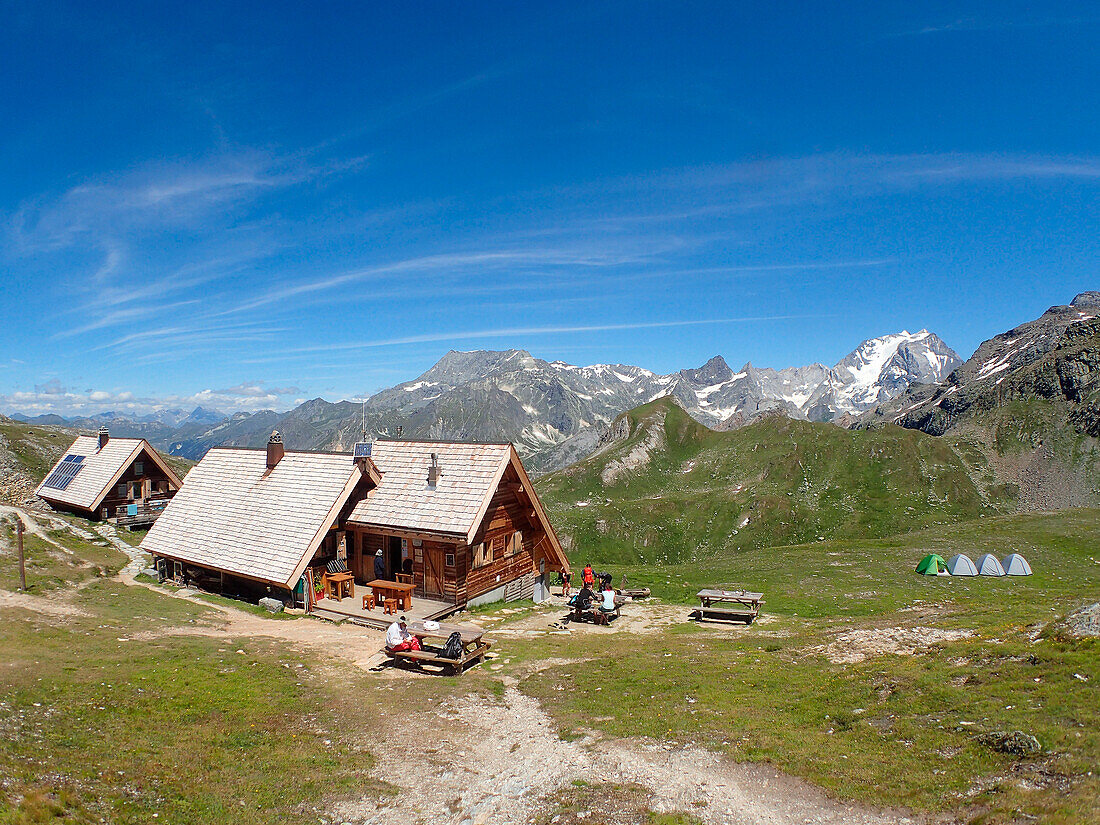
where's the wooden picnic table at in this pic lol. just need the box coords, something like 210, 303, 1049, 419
324, 571, 355, 601
384, 620, 492, 675
571, 595, 626, 625
694, 589, 765, 624
366, 578, 415, 610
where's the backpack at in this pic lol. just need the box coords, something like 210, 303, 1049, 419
442, 631, 464, 660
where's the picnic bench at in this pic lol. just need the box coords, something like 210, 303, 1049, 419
383, 620, 492, 675
571, 596, 625, 625
366, 578, 415, 611
692, 589, 764, 624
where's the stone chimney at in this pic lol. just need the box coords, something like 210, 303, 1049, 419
427, 452, 442, 486
266, 431, 285, 469
97, 426, 109, 450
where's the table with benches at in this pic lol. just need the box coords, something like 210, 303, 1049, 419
571, 595, 625, 625
692, 589, 764, 624
365, 578, 415, 612
383, 620, 492, 675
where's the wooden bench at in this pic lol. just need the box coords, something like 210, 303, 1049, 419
383, 621, 492, 676
692, 588, 764, 624
386, 642, 493, 676
571, 599, 623, 625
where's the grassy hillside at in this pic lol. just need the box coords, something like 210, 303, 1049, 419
514, 508, 1100, 823
537, 398, 1015, 565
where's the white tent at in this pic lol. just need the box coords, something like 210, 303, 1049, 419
976, 553, 1005, 576
1002, 553, 1033, 576
947, 553, 978, 576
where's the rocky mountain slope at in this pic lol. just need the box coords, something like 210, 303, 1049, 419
7, 330, 960, 473
534, 397, 1011, 565
860, 293, 1100, 509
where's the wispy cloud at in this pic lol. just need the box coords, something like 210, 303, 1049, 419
889, 14, 1100, 38
241, 314, 821, 364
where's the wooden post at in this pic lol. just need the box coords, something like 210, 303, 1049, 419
16, 517, 26, 591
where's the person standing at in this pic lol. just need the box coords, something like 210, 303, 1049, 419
374, 548, 385, 581
582, 563, 594, 588
561, 569, 573, 597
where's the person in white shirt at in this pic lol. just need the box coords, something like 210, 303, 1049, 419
601, 587, 617, 612
385, 616, 421, 652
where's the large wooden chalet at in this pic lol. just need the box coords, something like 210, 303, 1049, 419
36, 427, 182, 525
140, 432, 568, 620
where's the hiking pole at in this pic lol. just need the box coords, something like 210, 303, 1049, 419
17, 517, 26, 591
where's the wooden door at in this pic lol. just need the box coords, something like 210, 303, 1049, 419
423, 544, 445, 598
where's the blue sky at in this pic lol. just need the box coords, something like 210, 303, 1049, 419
2, 1, 1099, 416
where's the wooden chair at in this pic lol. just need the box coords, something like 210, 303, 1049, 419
362, 594, 376, 611
383, 598, 399, 615
396, 573, 414, 585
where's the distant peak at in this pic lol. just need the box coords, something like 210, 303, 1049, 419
1071, 291, 1100, 309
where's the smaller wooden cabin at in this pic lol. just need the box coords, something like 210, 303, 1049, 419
345, 440, 568, 607
36, 427, 182, 525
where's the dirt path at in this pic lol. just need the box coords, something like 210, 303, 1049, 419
332, 679, 920, 825
0, 504, 72, 554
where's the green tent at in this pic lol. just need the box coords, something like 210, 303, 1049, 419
916, 553, 949, 575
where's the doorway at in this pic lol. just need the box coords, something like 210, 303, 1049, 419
387, 536, 402, 580
423, 544, 445, 598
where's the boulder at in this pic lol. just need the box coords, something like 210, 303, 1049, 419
977, 730, 1041, 756
258, 597, 284, 613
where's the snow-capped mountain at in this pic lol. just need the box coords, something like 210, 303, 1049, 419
13, 332, 960, 473
347, 331, 960, 467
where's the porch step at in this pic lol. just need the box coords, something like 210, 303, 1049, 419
310, 606, 390, 630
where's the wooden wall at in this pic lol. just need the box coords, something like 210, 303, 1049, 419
464, 463, 548, 601
344, 462, 562, 606
97, 448, 180, 519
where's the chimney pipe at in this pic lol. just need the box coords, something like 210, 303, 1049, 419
427, 452, 441, 486
267, 431, 285, 469
97, 426, 109, 450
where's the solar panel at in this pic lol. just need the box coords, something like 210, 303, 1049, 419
353, 441, 372, 458
42, 454, 85, 490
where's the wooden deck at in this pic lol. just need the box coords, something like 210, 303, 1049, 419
311, 590, 457, 630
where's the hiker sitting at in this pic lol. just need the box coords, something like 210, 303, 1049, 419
575, 584, 595, 613
385, 616, 421, 653
600, 586, 617, 613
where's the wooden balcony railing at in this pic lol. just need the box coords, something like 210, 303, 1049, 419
114, 499, 171, 525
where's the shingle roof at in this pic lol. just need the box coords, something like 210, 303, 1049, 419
140, 448, 362, 587
35, 436, 178, 512
347, 440, 511, 539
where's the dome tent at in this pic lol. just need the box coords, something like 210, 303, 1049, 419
976, 553, 1005, 576
916, 554, 949, 575
1002, 553, 1033, 576
947, 554, 978, 576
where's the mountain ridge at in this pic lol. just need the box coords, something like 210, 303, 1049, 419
5, 329, 962, 472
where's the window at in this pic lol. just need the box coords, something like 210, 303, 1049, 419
445, 553, 456, 567
117, 483, 127, 499
472, 542, 491, 568
510, 531, 523, 555
133, 461, 144, 476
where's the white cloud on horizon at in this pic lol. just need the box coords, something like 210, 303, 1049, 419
0, 379, 305, 419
